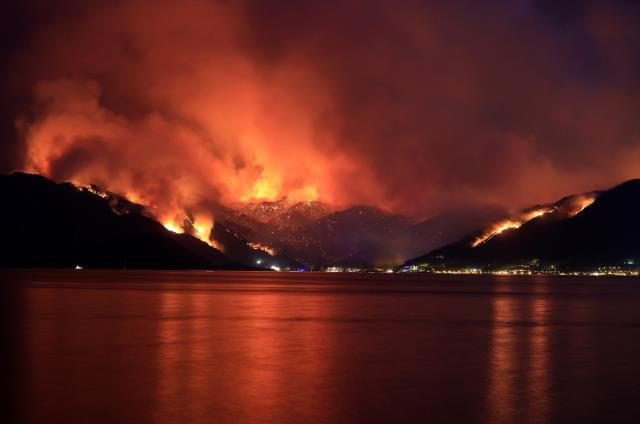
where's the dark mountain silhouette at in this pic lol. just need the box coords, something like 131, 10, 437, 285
2, 172, 501, 269
0, 172, 234, 269
225, 204, 502, 267
211, 220, 303, 270
278, 206, 413, 267
406, 179, 640, 268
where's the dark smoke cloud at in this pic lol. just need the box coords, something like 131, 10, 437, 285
2, 0, 640, 219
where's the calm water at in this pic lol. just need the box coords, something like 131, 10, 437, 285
3, 270, 640, 423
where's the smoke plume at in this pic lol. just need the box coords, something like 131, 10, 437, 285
2, 0, 640, 225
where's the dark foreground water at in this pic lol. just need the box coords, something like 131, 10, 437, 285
3, 270, 640, 423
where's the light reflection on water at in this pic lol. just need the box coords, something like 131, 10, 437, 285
487, 284, 520, 423
488, 279, 555, 424
5, 270, 640, 423
153, 287, 338, 423
528, 282, 550, 424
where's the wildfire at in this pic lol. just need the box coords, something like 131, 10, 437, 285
162, 220, 183, 234
471, 192, 598, 248
245, 172, 282, 201
71, 180, 227, 251
81, 184, 109, 199
568, 194, 596, 217
247, 241, 277, 256
161, 212, 219, 249
192, 218, 213, 245
289, 185, 319, 202
471, 207, 552, 247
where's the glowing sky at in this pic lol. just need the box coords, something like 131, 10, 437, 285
1, 0, 640, 221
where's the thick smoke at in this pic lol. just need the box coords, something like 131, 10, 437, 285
3, 0, 640, 221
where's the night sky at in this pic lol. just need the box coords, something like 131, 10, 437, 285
1, 0, 640, 219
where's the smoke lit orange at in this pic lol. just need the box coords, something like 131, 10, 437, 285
14, 0, 635, 227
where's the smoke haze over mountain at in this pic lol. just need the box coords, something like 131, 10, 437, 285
2, 0, 640, 220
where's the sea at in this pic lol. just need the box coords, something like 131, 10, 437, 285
3, 270, 640, 423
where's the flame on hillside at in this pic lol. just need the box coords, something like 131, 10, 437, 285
247, 241, 277, 256
471, 193, 598, 248
81, 184, 109, 199
162, 220, 183, 234
567, 194, 596, 217
471, 207, 553, 247
160, 212, 221, 250
72, 181, 224, 250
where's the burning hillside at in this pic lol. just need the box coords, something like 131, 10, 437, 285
471, 193, 598, 247
7, 0, 640, 233
471, 207, 552, 247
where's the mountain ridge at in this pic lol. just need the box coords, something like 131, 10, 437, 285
0, 172, 235, 269
405, 179, 640, 269
1, 172, 504, 268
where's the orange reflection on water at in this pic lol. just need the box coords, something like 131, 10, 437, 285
154, 282, 334, 423
235, 289, 335, 422
487, 285, 519, 423
237, 290, 284, 420
528, 282, 550, 424
155, 291, 187, 423
487, 279, 551, 424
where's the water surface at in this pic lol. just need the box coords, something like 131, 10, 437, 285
3, 270, 640, 423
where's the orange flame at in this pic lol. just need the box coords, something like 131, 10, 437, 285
162, 219, 183, 234
79, 184, 109, 199
247, 241, 277, 256
160, 212, 217, 248
472, 207, 552, 247
567, 194, 596, 217
74, 180, 225, 251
